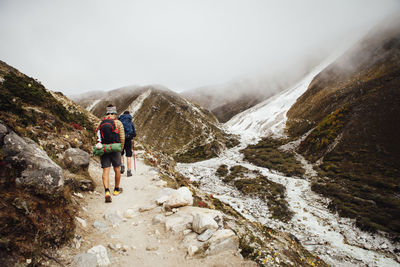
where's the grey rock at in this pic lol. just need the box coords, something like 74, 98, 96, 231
74, 253, 97, 267
183, 229, 192, 235
93, 221, 108, 232
192, 212, 218, 234
3, 132, 64, 194
182, 233, 203, 249
165, 213, 193, 232
123, 209, 136, 219
76, 217, 87, 228
187, 245, 199, 256
155, 195, 170, 205
87, 245, 110, 266
197, 229, 215, 242
209, 229, 237, 244
63, 148, 90, 173
104, 210, 123, 227
206, 238, 238, 255
205, 229, 239, 255
163, 187, 193, 210
73, 235, 82, 249
154, 188, 176, 205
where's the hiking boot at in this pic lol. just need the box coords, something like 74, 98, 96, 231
120, 165, 125, 174
127, 170, 132, 177
113, 187, 123, 196
105, 191, 112, 203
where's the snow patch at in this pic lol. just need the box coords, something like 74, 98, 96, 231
225, 47, 349, 140
87, 99, 101, 112
125, 89, 152, 116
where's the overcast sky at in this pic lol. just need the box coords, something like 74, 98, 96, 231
0, 0, 398, 95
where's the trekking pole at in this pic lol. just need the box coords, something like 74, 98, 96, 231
133, 140, 136, 171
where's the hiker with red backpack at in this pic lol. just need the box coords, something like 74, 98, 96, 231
119, 111, 136, 177
95, 104, 125, 203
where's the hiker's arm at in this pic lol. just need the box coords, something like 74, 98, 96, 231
96, 130, 101, 143
116, 120, 125, 148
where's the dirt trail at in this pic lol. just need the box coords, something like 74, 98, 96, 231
59, 152, 254, 267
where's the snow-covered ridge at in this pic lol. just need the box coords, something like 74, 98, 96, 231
225, 52, 342, 140
125, 89, 152, 116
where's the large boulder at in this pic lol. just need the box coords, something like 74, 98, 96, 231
163, 187, 193, 209
87, 245, 110, 266
63, 148, 90, 173
74, 253, 97, 267
0, 130, 74, 260
192, 212, 219, 234
165, 213, 193, 232
154, 188, 176, 205
3, 132, 64, 194
206, 229, 239, 255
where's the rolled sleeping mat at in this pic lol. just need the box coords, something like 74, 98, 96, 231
93, 143, 122, 156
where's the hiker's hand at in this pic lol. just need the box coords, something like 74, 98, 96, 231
95, 143, 103, 149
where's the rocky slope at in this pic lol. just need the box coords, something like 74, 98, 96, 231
0, 60, 97, 264
286, 15, 400, 236
79, 85, 238, 163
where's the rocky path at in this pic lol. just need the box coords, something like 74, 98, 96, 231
59, 151, 255, 267
176, 137, 400, 267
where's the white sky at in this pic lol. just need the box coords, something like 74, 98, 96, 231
0, 0, 398, 95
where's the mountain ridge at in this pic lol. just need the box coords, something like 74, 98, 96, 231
285, 15, 400, 235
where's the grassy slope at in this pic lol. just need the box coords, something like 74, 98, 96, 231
0, 60, 97, 262
241, 138, 305, 177
0, 61, 95, 152
216, 164, 293, 222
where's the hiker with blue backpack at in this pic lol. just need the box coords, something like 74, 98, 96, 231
119, 111, 136, 177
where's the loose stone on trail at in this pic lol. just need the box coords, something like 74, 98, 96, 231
76, 217, 87, 228
87, 245, 110, 266
93, 221, 108, 232
197, 229, 215, 242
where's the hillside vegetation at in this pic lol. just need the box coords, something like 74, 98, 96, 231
130, 89, 239, 162
286, 16, 400, 235
0, 60, 95, 154
0, 60, 98, 263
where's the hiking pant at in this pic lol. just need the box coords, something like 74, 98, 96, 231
122, 138, 133, 157
100, 152, 122, 168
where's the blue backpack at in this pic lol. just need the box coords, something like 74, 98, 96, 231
119, 114, 136, 139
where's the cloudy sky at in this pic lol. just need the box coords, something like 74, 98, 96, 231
0, 0, 398, 95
